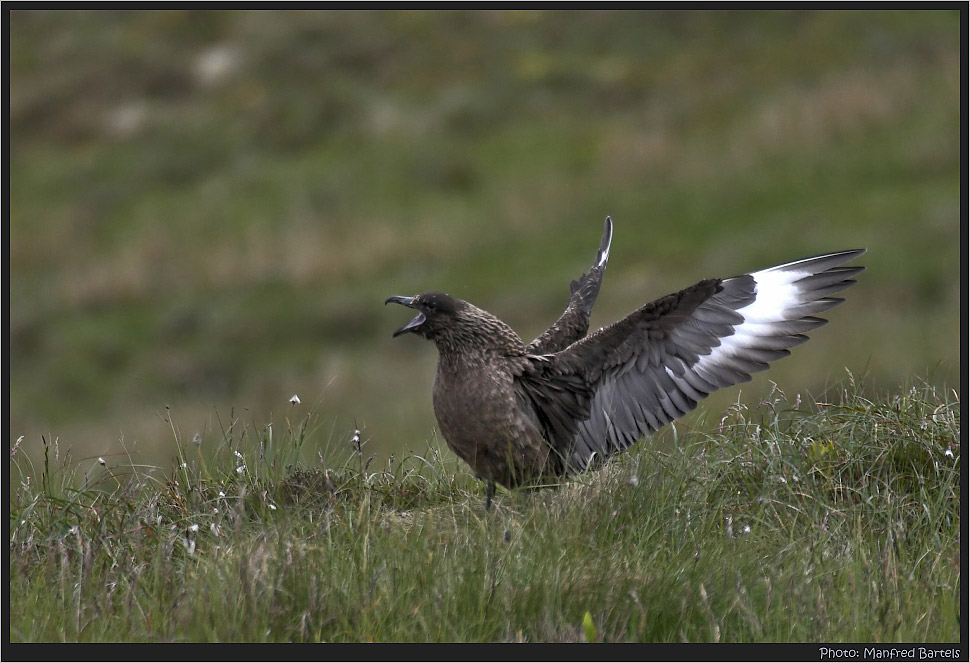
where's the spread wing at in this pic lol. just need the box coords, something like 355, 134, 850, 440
526, 216, 613, 354
513, 249, 866, 474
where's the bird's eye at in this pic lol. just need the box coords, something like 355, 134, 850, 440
425, 301, 437, 313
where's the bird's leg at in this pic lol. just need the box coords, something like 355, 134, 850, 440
485, 480, 495, 511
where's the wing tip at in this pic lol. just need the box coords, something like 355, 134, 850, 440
759, 248, 867, 276
597, 216, 614, 268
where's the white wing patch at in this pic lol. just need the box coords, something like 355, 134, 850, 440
691, 258, 841, 378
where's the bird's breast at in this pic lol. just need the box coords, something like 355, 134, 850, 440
432, 359, 516, 442
431, 356, 550, 487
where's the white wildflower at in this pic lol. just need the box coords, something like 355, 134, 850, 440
289, 394, 301, 405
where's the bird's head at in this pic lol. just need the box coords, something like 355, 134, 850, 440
385, 291, 524, 354
384, 291, 465, 340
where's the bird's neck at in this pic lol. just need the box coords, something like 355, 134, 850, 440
432, 310, 525, 360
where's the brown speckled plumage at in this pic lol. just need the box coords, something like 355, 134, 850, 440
386, 218, 864, 508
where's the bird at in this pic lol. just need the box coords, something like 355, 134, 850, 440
386, 217, 864, 508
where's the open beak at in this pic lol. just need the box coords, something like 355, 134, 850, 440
385, 295, 426, 337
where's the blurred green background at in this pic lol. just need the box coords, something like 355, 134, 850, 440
9, 10, 961, 470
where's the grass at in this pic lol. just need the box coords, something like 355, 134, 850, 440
9, 377, 960, 642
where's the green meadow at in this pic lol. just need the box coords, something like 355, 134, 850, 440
9, 380, 960, 641
9, 10, 961, 643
